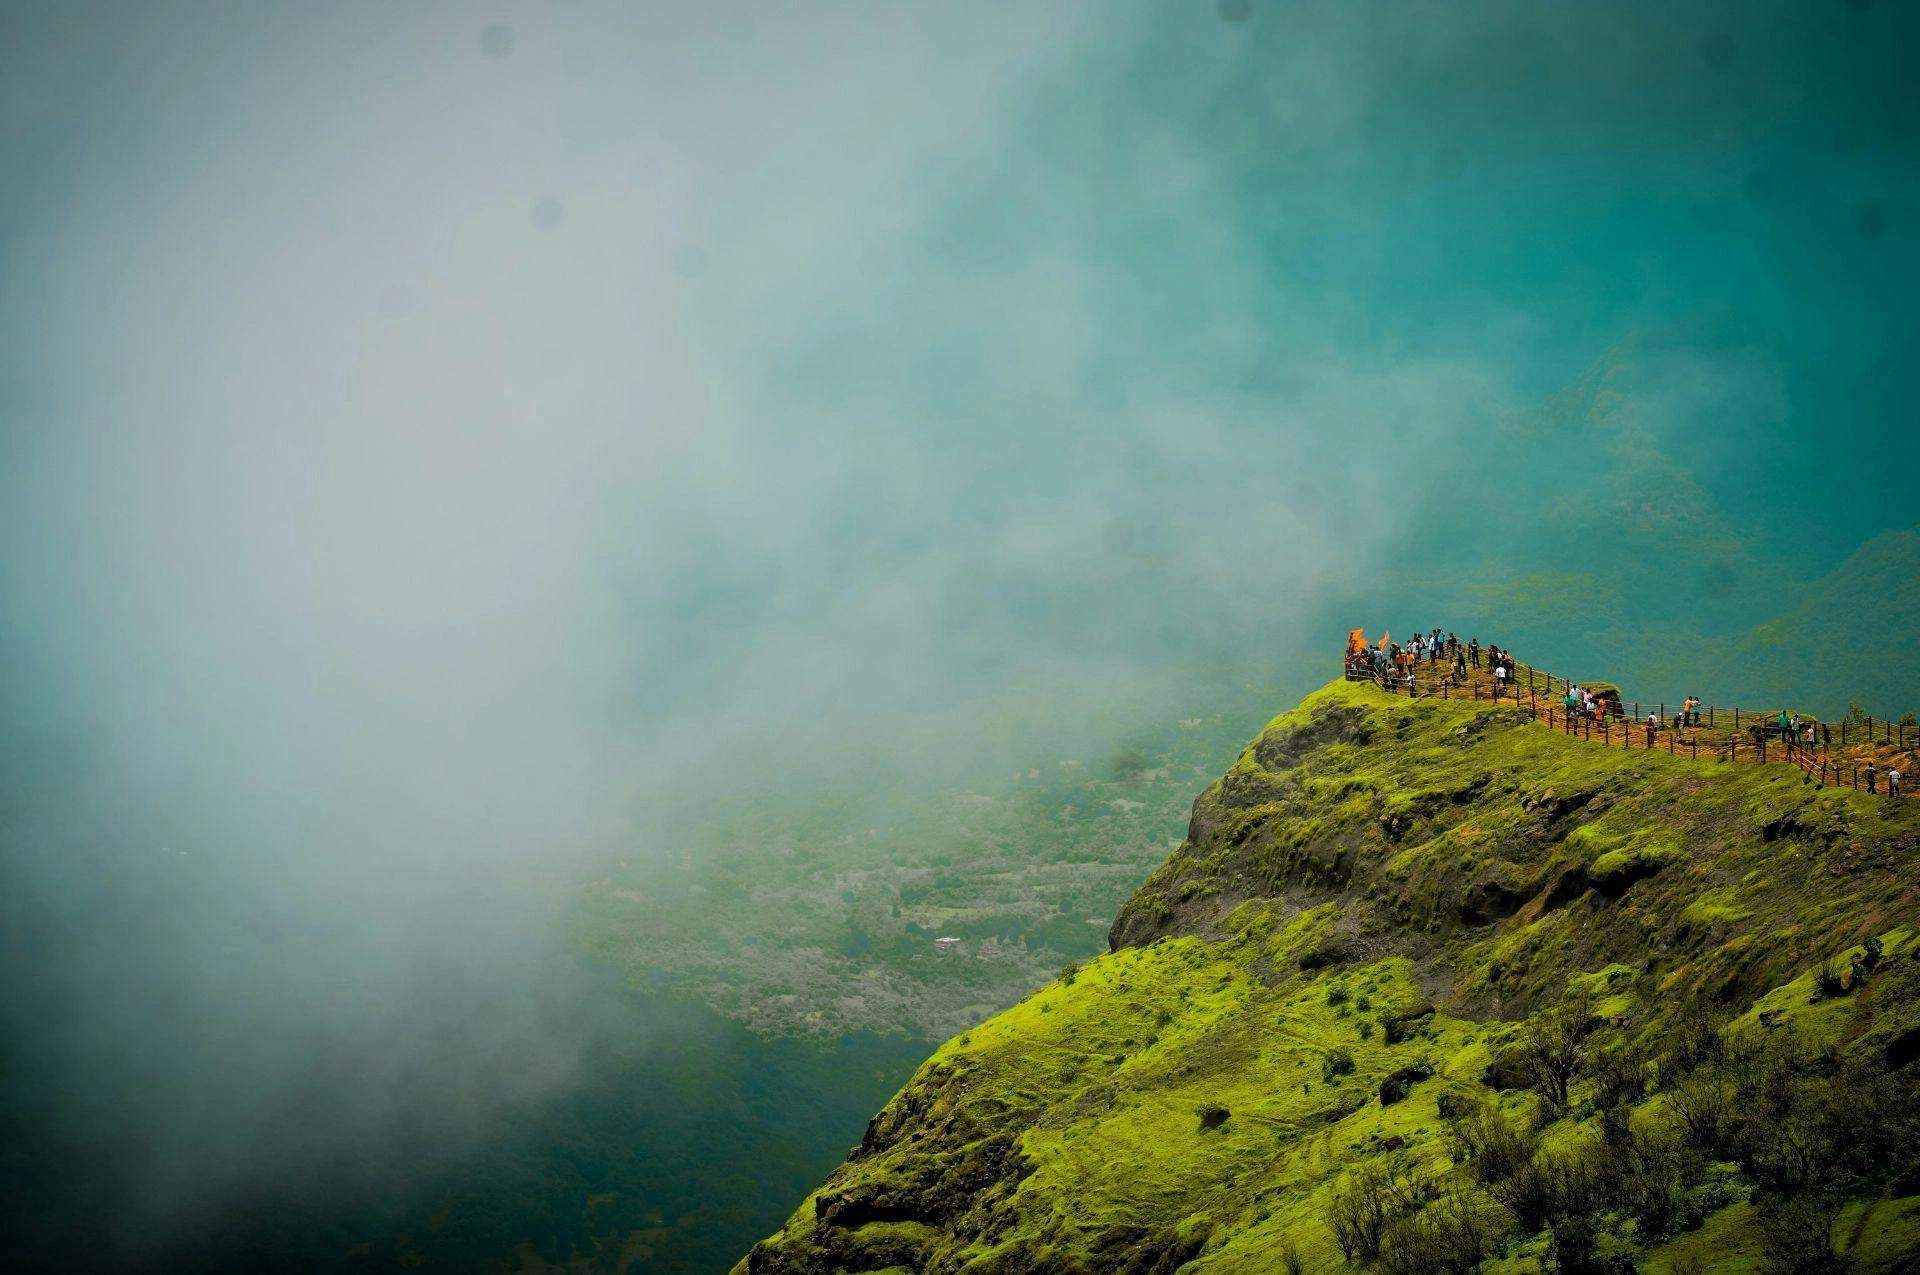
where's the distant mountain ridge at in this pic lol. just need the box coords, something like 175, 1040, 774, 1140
1736, 528, 1920, 710
1337, 337, 1919, 718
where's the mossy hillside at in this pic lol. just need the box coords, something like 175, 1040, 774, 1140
739, 927, 1919, 1272
1113, 681, 1916, 1022
740, 926, 1509, 1273
738, 680, 1920, 1273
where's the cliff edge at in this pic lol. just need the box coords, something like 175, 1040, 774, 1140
737, 679, 1920, 1273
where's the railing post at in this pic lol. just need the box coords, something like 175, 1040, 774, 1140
1709, 705, 1714, 728
1734, 708, 1740, 729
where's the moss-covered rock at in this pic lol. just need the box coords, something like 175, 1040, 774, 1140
737, 680, 1920, 1273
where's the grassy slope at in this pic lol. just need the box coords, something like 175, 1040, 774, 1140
736, 680, 1920, 1273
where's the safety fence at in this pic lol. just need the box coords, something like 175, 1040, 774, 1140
1343, 646, 1916, 798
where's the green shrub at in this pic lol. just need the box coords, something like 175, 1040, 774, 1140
1327, 1154, 1425, 1264
1605, 1123, 1704, 1240
1487, 1154, 1559, 1233
1644, 1030, 1920, 1263
1516, 991, 1593, 1115
1376, 1188, 1500, 1275
1545, 1208, 1608, 1274
1756, 1196, 1850, 1275
1322, 1046, 1355, 1081
1444, 1102, 1537, 1184
1661, 1001, 1727, 1076
1487, 1141, 1605, 1236
1735, 1054, 1920, 1197
1667, 1072, 1739, 1161
1379, 1062, 1433, 1105
1852, 935, 1884, 983
1589, 1038, 1650, 1110
1597, 1102, 1632, 1148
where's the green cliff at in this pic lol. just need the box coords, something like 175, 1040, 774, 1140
735, 679, 1920, 1273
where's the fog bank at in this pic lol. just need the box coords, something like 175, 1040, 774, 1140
3, 1, 1916, 1264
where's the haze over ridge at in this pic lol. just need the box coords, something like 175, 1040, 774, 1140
2, 1, 1917, 1267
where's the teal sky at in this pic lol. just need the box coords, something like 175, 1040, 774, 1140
1, 1, 1916, 1263
3, 2, 1915, 761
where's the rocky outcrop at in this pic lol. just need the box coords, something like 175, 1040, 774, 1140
737, 680, 1920, 1274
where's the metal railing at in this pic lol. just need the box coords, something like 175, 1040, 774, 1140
1343, 643, 1915, 797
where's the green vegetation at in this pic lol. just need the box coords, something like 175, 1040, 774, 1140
737, 680, 1920, 1272
570, 704, 1273, 1040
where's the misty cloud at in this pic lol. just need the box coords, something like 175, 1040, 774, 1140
3, 0, 1918, 1266
478, 22, 515, 59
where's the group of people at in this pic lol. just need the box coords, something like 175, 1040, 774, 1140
1344, 629, 1522, 698
1768, 715, 1905, 797
1343, 627, 1910, 799
1863, 760, 1904, 797
1484, 645, 1520, 696
1751, 710, 1904, 797
1562, 683, 1617, 723
1637, 696, 1702, 740
1776, 710, 1821, 756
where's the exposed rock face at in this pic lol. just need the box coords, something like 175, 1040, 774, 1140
736, 681, 1920, 1273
